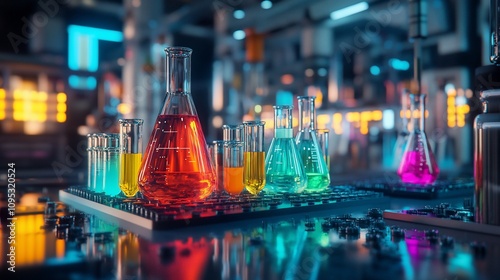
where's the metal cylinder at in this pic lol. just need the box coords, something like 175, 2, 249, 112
474, 88, 500, 225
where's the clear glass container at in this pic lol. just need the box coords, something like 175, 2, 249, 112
316, 129, 330, 170
265, 105, 307, 193
94, 133, 106, 193
119, 119, 144, 197
397, 93, 439, 184
295, 96, 330, 192
223, 141, 245, 196
87, 133, 97, 189
243, 121, 266, 195
138, 47, 215, 202
209, 140, 226, 195
103, 133, 121, 196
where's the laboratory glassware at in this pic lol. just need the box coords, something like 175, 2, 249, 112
243, 121, 266, 195
209, 140, 225, 195
223, 124, 243, 142
119, 119, 144, 197
295, 96, 330, 192
94, 133, 106, 193
223, 141, 245, 195
138, 47, 216, 202
393, 89, 410, 169
397, 93, 439, 184
103, 133, 121, 196
316, 129, 330, 170
265, 105, 307, 193
87, 133, 97, 189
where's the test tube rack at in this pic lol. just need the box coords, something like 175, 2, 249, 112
59, 186, 386, 232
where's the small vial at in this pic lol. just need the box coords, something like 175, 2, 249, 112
316, 129, 330, 170
223, 141, 245, 196
87, 133, 97, 189
94, 133, 106, 193
242, 121, 266, 195
103, 133, 121, 196
119, 119, 144, 197
210, 140, 225, 195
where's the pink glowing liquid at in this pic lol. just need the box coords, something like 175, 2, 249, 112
397, 151, 439, 185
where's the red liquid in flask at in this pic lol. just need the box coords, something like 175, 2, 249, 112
397, 150, 439, 185
138, 114, 215, 202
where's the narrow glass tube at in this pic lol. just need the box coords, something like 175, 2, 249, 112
104, 133, 121, 196
223, 141, 245, 196
119, 119, 144, 197
87, 133, 96, 189
94, 133, 106, 193
316, 129, 330, 170
242, 121, 266, 195
210, 140, 225, 195
222, 124, 244, 142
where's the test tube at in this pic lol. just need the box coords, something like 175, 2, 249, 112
94, 133, 106, 193
103, 133, 121, 196
316, 129, 330, 170
223, 141, 245, 196
119, 119, 144, 197
87, 133, 97, 189
242, 121, 266, 195
222, 124, 243, 142
211, 140, 225, 195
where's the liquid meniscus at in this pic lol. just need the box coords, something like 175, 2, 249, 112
138, 114, 215, 202
120, 153, 142, 197
243, 151, 266, 195
224, 166, 244, 195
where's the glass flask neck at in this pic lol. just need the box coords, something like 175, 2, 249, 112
297, 96, 316, 132
165, 47, 192, 95
273, 105, 294, 138
410, 93, 426, 132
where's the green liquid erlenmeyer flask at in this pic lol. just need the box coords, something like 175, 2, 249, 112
138, 47, 216, 203
265, 105, 307, 194
295, 96, 330, 192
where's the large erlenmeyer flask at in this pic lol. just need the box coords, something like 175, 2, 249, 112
295, 96, 330, 192
265, 105, 307, 193
397, 93, 439, 184
138, 47, 216, 202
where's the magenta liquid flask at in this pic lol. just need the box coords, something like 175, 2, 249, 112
397, 93, 439, 184
138, 47, 216, 203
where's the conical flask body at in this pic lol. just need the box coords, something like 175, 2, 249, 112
397, 130, 439, 184
138, 47, 215, 202
296, 131, 330, 191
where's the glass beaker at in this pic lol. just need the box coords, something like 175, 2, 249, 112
138, 47, 216, 202
397, 93, 440, 184
295, 96, 330, 192
243, 121, 266, 195
265, 105, 307, 193
209, 140, 225, 195
316, 129, 330, 170
393, 89, 410, 170
103, 133, 121, 196
119, 119, 144, 197
94, 133, 106, 193
222, 124, 243, 142
223, 141, 245, 196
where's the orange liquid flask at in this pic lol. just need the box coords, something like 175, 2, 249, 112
138, 47, 215, 203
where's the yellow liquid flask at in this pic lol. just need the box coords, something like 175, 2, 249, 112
295, 96, 330, 192
265, 105, 307, 193
243, 121, 266, 195
138, 47, 215, 202
119, 119, 144, 197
